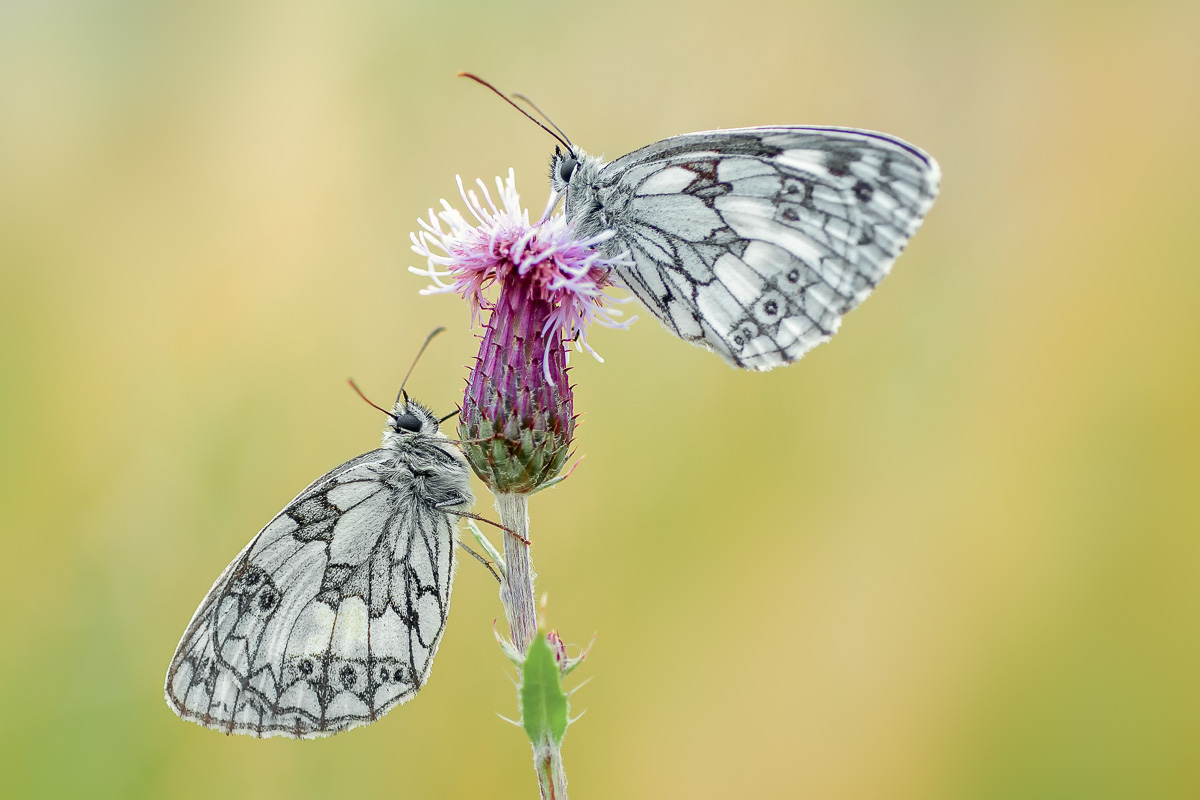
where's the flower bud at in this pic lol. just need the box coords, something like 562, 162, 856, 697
461, 273, 574, 493
411, 170, 634, 493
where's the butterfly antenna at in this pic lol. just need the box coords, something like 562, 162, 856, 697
439, 408, 461, 424
458, 72, 574, 155
348, 378, 393, 417
396, 327, 446, 405
511, 92, 573, 150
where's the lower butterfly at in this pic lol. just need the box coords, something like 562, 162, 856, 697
165, 332, 477, 738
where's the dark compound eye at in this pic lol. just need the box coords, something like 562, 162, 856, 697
557, 156, 578, 183
393, 413, 422, 433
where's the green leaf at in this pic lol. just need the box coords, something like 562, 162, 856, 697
520, 633, 569, 745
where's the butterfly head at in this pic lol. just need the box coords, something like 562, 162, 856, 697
549, 146, 601, 214
553, 148, 578, 184
387, 396, 441, 438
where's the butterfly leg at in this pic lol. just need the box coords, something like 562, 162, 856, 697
444, 436, 497, 447
440, 505, 531, 546
458, 542, 502, 583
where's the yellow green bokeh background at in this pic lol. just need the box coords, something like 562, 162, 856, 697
2, 1, 1197, 798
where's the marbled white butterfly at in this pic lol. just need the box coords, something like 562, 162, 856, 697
165, 332, 477, 738
465, 74, 941, 371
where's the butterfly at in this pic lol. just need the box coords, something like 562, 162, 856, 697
547, 126, 940, 371
165, 348, 476, 738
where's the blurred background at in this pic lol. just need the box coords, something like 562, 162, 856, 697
2, 0, 1197, 798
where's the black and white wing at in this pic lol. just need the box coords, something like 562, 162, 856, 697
165, 450, 458, 738
569, 127, 940, 371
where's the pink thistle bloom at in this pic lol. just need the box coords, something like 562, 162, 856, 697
410, 169, 634, 382
410, 170, 632, 494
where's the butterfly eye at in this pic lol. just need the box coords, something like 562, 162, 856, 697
393, 413, 422, 433
558, 156, 578, 183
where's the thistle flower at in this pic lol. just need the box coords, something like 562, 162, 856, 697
411, 170, 632, 493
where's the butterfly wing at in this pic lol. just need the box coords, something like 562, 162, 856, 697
165, 449, 459, 738
572, 126, 940, 370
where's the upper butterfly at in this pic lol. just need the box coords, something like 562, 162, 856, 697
548, 126, 940, 371
165, 353, 473, 738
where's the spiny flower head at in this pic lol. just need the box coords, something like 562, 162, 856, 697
410, 170, 633, 493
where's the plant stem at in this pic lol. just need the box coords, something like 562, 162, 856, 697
496, 492, 536, 654
493, 492, 568, 799
533, 744, 568, 800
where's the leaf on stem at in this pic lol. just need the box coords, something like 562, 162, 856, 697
520, 633, 570, 746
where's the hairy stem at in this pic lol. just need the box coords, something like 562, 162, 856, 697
496, 492, 537, 654
534, 745, 568, 800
